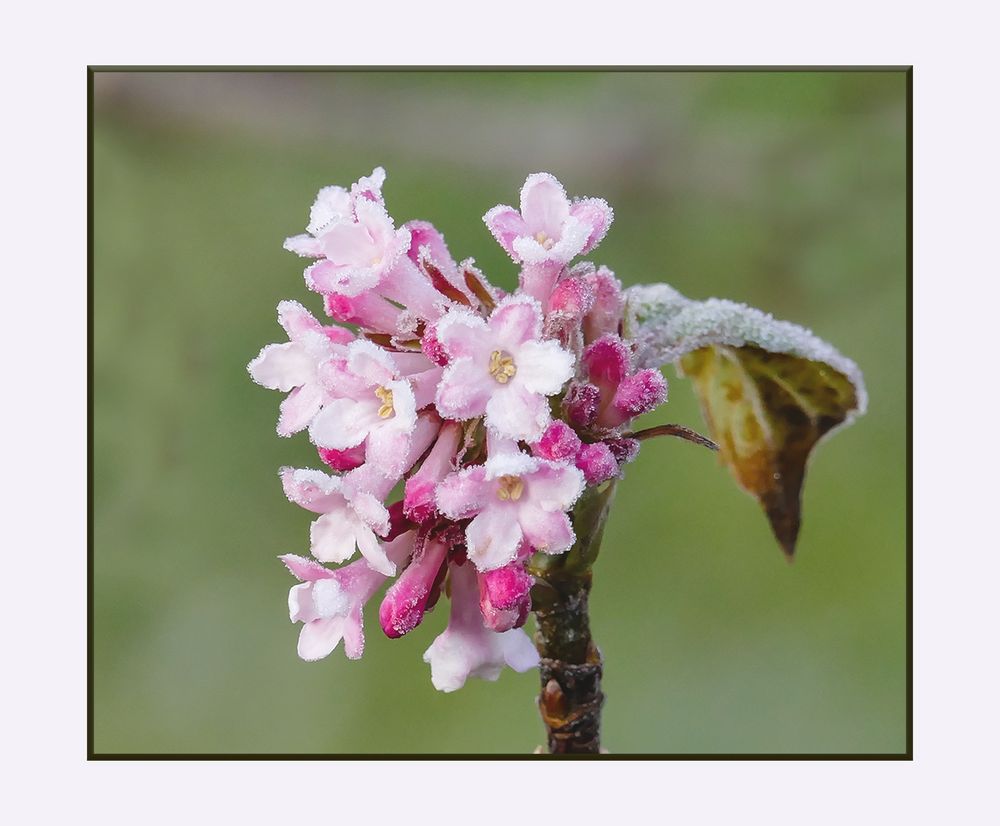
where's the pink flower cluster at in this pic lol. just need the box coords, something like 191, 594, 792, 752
249, 169, 667, 691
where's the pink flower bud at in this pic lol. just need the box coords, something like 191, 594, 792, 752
605, 437, 641, 466
532, 420, 583, 462
582, 334, 631, 389
576, 442, 621, 486
563, 381, 600, 429
317, 444, 366, 472
610, 368, 668, 422
478, 563, 533, 632
379, 537, 449, 639
582, 266, 624, 343
548, 276, 595, 319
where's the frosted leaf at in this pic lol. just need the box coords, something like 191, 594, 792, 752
624, 283, 866, 558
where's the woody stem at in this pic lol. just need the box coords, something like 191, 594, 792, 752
528, 481, 617, 754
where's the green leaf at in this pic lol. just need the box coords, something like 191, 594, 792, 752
624, 284, 866, 558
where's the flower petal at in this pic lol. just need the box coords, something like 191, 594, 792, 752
489, 294, 543, 352
435, 307, 490, 361
518, 506, 575, 555
310, 509, 360, 563
485, 383, 551, 441
436, 465, 491, 520
525, 462, 586, 512
520, 172, 570, 238
297, 617, 347, 661
306, 185, 352, 235
569, 197, 614, 254
308, 397, 380, 450
482, 204, 527, 260
435, 357, 495, 421
514, 339, 574, 396
277, 382, 325, 437
247, 342, 314, 392
466, 506, 525, 571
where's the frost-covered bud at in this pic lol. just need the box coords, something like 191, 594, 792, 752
548, 275, 595, 319
608, 368, 668, 426
605, 436, 641, 466
379, 537, 449, 638
478, 561, 534, 632
563, 381, 600, 429
576, 442, 620, 486
582, 266, 624, 343
532, 420, 582, 462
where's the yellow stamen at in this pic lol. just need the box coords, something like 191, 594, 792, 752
496, 475, 524, 502
374, 385, 394, 419
534, 231, 555, 250
489, 350, 517, 384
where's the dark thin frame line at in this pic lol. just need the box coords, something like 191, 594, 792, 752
87, 65, 913, 761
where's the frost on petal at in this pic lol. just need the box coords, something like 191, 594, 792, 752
306, 185, 352, 235
435, 307, 490, 361
277, 382, 325, 437
247, 342, 314, 392
569, 197, 614, 255
283, 233, 324, 258
519, 507, 576, 555
310, 509, 361, 564
466, 507, 525, 571
346, 339, 400, 387
483, 205, 527, 260
520, 172, 570, 238
297, 617, 349, 661
280, 467, 343, 513
434, 358, 494, 421
436, 465, 491, 520
309, 397, 380, 451
514, 339, 574, 396
485, 383, 551, 442
524, 462, 586, 512
280, 553, 338, 583
489, 295, 544, 352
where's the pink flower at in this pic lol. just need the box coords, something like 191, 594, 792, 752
284, 168, 412, 300
436, 441, 585, 571
280, 465, 399, 576
247, 300, 354, 437
478, 559, 534, 632
281, 532, 414, 661
308, 340, 441, 479
422, 562, 539, 692
483, 172, 613, 266
434, 295, 574, 441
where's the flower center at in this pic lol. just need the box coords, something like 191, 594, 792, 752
496, 475, 524, 501
534, 230, 555, 250
374, 385, 395, 418
489, 350, 517, 384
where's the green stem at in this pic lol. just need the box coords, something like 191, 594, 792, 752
528, 481, 617, 754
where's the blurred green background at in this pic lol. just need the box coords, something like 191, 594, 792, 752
93, 71, 907, 754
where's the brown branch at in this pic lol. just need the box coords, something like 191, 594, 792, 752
628, 423, 718, 451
